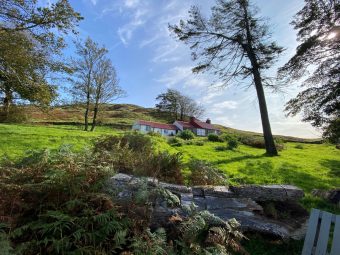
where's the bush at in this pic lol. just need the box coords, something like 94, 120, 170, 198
177, 129, 195, 140
295, 144, 304, 149
194, 141, 204, 146
207, 133, 222, 142
227, 137, 239, 150
94, 131, 153, 154
167, 137, 183, 147
148, 152, 184, 184
94, 134, 184, 184
188, 159, 228, 186
240, 136, 265, 148
215, 145, 228, 151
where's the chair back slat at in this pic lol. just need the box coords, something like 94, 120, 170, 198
315, 211, 332, 255
302, 209, 321, 255
330, 215, 340, 255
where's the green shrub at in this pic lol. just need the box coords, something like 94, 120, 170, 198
207, 133, 222, 142
240, 136, 265, 148
295, 144, 304, 149
147, 131, 162, 137
194, 141, 204, 146
147, 152, 184, 184
94, 135, 184, 184
177, 129, 195, 140
227, 137, 239, 150
94, 132, 153, 154
215, 145, 228, 151
275, 138, 285, 151
168, 137, 183, 147
188, 159, 228, 186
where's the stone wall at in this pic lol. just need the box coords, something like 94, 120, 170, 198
107, 173, 308, 240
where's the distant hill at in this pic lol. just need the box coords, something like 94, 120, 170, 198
20, 104, 321, 143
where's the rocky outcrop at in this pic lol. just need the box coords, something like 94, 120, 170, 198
107, 173, 308, 240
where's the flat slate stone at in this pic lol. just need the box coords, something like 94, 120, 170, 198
159, 182, 192, 193
205, 197, 263, 211
230, 184, 304, 201
204, 186, 234, 198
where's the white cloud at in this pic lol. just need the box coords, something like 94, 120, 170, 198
213, 101, 238, 110
117, 8, 148, 45
124, 0, 140, 8
89, 0, 97, 5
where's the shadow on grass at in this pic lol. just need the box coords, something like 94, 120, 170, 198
320, 159, 340, 178
213, 153, 267, 165
230, 160, 329, 192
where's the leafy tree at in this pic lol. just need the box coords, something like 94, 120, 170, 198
0, 0, 82, 48
156, 89, 204, 120
91, 57, 125, 131
71, 38, 124, 131
71, 38, 107, 131
0, 0, 82, 114
279, 0, 339, 142
169, 0, 283, 156
0, 30, 56, 116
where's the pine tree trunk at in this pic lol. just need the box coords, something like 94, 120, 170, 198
252, 68, 278, 156
242, 3, 278, 156
91, 102, 99, 131
248, 51, 278, 156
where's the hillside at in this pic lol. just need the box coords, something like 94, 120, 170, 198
20, 103, 321, 143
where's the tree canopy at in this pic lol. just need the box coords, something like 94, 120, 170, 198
156, 89, 204, 121
71, 37, 124, 131
279, 0, 339, 141
169, 0, 284, 155
0, 0, 82, 115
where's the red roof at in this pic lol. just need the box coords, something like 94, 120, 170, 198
137, 120, 177, 130
176, 118, 219, 130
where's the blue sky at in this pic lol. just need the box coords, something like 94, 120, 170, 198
57, 0, 320, 138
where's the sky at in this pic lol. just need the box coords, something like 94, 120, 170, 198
56, 0, 321, 138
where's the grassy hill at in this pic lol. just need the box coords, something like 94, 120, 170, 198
17, 103, 322, 143
25, 103, 173, 130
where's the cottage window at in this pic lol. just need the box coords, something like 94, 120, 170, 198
197, 129, 205, 136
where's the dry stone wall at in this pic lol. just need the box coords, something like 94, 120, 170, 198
107, 173, 308, 240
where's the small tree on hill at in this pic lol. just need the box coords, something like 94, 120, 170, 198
91, 58, 125, 131
71, 37, 124, 131
169, 0, 284, 156
156, 89, 204, 120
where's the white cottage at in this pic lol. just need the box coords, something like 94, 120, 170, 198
132, 117, 220, 137
132, 120, 177, 136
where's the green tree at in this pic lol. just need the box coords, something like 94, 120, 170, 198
71, 38, 124, 131
71, 38, 107, 131
0, 30, 56, 115
0, 0, 82, 114
156, 89, 204, 121
169, 0, 283, 155
279, 0, 339, 142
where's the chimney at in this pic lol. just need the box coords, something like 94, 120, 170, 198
206, 118, 211, 124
